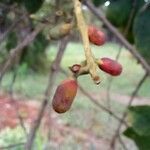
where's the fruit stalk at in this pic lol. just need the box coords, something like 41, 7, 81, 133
73, 0, 100, 84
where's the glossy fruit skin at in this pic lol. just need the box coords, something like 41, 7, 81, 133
88, 26, 106, 46
52, 78, 78, 113
99, 58, 122, 76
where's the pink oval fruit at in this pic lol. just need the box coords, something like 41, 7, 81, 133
98, 58, 122, 76
88, 25, 106, 46
52, 78, 78, 113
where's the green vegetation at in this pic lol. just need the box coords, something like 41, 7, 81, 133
2, 42, 149, 98
133, 7, 150, 64
124, 106, 150, 150
0, 0, 150, 149
0, 127, 43, 150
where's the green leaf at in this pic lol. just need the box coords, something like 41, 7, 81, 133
124, 127, 150, 150
92, 0, 107, 6
127, 106, 150, 136
22, 33, 49, 72
106, 0, 145, 27
133, 6, 150, 64
0, 0, 22, 4
6, 32, 18, 51
23, 0, 44, 13
106, 0, 132, 27
124, 106, 150, 150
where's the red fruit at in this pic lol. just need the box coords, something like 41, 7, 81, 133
52, 78, 78, 113
98, 58, 122, 76
69, 64, 81, 74
88, 26, 106, 46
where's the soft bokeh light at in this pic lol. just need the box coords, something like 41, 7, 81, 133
104, 1, 110, 7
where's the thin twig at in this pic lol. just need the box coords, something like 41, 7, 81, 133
83, 0, 150, 75
24, 35, 70, 150
110, 72, 149, 150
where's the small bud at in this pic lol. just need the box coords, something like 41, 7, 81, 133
60, 23, 72, 35
88, 25, 106, 46
49, 23, 72, 40
52, 78, 78, 113
98, 58, 122, 76
69, 64, 81, 74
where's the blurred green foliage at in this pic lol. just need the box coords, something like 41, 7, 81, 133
93, 0, 107, 6
0, 127, 25, 150
21, 33, 49, 72
106, 0, 145, 27
124, 128, 150, 150
124, 106, 150, 150
1, 0, 44, 13
4, 31, 49, 72
0, 126, 44, 150
23, 0, 44, 13
0, 1, 150, 149
2, 42, 150, 98
92, 0, 150, 64
127, 106, 150, 136
6, 32, 18, 50
133, 6, 150, 64
106, 0, 132, 27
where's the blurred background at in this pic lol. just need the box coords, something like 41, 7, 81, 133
0, 0, 150, 150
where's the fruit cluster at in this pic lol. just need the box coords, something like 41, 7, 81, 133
52, 25, 122, 113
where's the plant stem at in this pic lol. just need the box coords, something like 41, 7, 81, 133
73, 0, 100, 84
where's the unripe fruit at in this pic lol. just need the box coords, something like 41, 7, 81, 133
60, 23, 72, 35
98, 58, 122, 76
88, 26, 106, 46
52, 78, 78, 113
49, 23, 72, 40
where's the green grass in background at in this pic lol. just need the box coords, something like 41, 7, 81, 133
2, 42, 149, 98
0, 42, 143, 150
